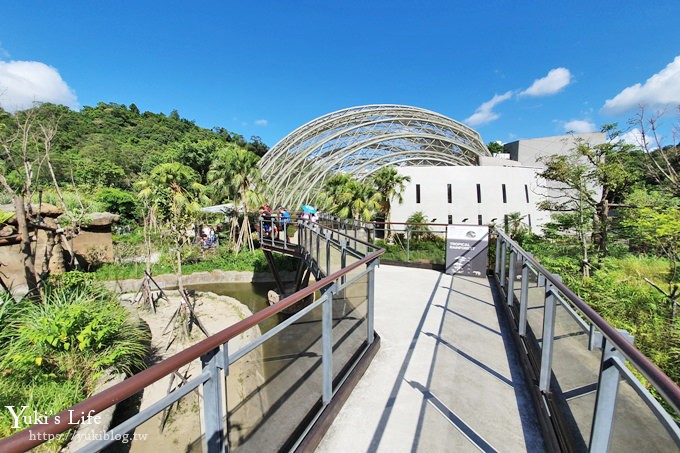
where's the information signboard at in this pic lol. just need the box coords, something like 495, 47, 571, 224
445, 225, 489, 276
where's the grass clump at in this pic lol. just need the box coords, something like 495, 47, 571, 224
0, 275, 150, 446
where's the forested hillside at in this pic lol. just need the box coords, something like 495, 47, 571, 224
0, 102, 268, 191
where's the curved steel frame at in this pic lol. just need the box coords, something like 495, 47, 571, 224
259, 104, 490, 209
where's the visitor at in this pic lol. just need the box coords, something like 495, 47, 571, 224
279, 207, 290, 237
261, 207, 273, 237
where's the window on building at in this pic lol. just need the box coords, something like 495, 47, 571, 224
447, 184, 452, 204
416, 184, 421, 204
502, 184, 507, 203
478, 214, 483, 225
525, 185, 530, 203
448, 214, 452, 224
527, 214, 532, 228
504, 214, 509, 231
476, 184, 481, 203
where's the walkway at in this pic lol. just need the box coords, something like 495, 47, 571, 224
317, 265, 545, 453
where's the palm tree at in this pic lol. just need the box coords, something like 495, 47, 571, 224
208, 145, 263, 253
321, 174, 381, 221
371, 166, 411, 239
137, 162, 206, 292
406, 211, 430, 241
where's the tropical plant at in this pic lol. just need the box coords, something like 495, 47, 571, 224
208, 145, 263, 252
370, 166, 411, 239
0, 282, 149, 442
406, 211, 431, 241
320, 174, 381, 221
136, 162, 207, 291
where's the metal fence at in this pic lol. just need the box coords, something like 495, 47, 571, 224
494, 229, 680, 452
0, 223, 383, 453
317, 215, 449, 266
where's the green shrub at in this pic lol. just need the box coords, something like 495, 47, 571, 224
0, 284, 150, 443
95, 187, 139, 222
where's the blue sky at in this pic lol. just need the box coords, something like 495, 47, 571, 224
1, 1, 679, 147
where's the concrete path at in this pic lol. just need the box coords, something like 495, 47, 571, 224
316, 265, 545, 453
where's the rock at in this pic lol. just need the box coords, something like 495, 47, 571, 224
0, 225, 15, 237
84, 212, 120, 227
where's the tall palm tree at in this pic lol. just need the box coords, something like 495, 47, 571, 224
208, 145, 263, 253
137, 162, 206, 291
321, 174, 381, 221
371, 166, 411, 239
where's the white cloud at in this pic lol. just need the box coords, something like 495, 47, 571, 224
0, 60, 78, 112
520, 67, 572, 97
616, 128, 645, 147
254, 119, 268, 126
464, 91, 513, 126
563, 119, 596, 134
602, 56, 680, 115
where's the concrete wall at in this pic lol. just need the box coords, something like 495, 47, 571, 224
387, 132, 608, 232
505, 132, 606, 166
390, 165, 551, 232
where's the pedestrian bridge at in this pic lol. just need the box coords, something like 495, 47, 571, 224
1, 217, 679, 452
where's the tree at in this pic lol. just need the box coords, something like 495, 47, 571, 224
621, 189, 680, 319
320, 174, 381, 221
207, 145, 263, 252
0, 107, 62, 299
538, 125, 639, 258
487, 141, 505, 155
371, 166, 411, 239
137, 162, 206, 291
406, 211, 431, 242
631, 106, 680, 196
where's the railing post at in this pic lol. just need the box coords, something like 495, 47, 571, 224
589, 339, 623, 452
519, 260, 530, 337
322, 285, 336, 404
270, 218, 275, 247
406, 229, 411, 262
316, 228, 321, 265
500, 241, 507, 289
495, 235, 502, 276
325, 231, 331, 276
367, 260, 377, 345
539, 281, 557, 392
201, 346, 225, 452
341, 240, 347, 285
507, 249, 516, 306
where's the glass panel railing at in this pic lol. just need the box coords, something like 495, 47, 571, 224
332, 274, 369, 383
493, 230, 680, 451
549, 300, 599, 449
609, 378, 679, 452
228, 303, 324, 451
115, 387, 203, 452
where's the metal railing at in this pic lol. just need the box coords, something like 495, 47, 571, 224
0, 223, 383, 452
317, 215, 450, 265
494, 229, 680, 452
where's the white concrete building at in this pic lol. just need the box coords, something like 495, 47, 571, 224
390, 132, 606, 232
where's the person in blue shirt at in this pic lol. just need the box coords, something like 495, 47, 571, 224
279, 207, 290, 238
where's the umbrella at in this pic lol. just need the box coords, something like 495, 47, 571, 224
301, 205, 317, 214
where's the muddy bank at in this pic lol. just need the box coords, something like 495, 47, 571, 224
102, 270, 296, 293
117, 290, 266, 452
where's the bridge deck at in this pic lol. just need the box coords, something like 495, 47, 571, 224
317, 265, 545, 452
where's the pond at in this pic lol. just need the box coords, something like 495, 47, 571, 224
182, 281, 280, 333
